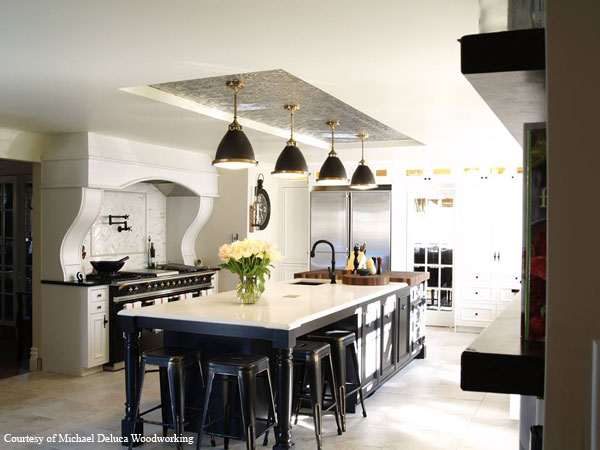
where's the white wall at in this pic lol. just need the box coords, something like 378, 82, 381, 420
544, 2, 600, 448
195, 163, 284, 291
0, 127, 49, 162
195, 169, 249, 292
81, 182, 166, 273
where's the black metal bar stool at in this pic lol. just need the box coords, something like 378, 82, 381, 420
306, 330, 367, 431
292, 340, 343, 449
129, 347, 215, 450
198, 353, 276, 450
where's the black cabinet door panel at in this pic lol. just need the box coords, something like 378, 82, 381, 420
397, 294, 410, 365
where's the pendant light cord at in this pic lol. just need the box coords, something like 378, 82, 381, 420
357, 132, 368, 165
331, 123, 335, 152
361, 135, 365, 163
326, 120, 339, 156
227, 80, 244, 131
233, 87, 238, 122
288, 108, 295, 145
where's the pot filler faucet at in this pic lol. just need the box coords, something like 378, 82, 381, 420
310, 240, 336, 284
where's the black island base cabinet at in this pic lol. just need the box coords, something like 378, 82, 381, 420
118, 281, 426, 449
342, 283, 426, 403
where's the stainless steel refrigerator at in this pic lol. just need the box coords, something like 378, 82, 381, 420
310, 189, 391, 271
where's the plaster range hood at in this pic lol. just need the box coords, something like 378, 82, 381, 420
40, 133, 219, 281
460, 28, 546, 147
149, 180, 197, 197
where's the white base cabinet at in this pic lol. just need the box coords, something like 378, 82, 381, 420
41, 284, 109, 376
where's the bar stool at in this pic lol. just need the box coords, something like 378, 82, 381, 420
198, 353, 276, 450
306, 330, 367, 431
293, 340, 343, 449
130, 347, 215, 450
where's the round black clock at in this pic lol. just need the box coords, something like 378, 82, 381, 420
253, 174, 271, 230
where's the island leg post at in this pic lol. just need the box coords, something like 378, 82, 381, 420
121, 320, 143, 447
273, 347, 294, 449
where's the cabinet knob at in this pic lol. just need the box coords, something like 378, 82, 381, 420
475, 291, 478, 295
96, 305, 102, 310
97, 293, 102, 298
475, 275, 479, 279
475, 312, 479, 316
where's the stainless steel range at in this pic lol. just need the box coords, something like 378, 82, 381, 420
98, 267, 217, 371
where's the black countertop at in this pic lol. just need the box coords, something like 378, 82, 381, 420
42, 279, 110, 287
42, 267, 221, 288
460, 296, 545, 398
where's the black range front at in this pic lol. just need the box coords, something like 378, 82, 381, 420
106, 271, 216, 371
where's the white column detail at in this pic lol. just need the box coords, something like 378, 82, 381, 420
166, 196, 214, 265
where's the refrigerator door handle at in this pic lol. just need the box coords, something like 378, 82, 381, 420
347, 192, 352, 257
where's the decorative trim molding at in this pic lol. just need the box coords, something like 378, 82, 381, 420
60, 188, 103, 280
181, 197, 214, 265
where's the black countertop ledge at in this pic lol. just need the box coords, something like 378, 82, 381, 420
460, 296, 545, 398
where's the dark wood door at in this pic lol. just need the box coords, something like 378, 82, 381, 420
397, 294, 410, 365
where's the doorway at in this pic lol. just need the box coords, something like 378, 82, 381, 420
0, 160, 33, 378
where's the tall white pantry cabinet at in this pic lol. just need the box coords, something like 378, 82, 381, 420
455, 174, 523, 329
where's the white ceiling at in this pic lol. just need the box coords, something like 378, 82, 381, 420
0, 0, 521, 166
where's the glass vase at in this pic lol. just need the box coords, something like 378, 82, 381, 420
237, 275, 261, 304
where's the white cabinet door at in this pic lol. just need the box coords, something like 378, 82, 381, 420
88, 311, 108, 367
457, 179, 494, 272
492, 175, 523, 284
281, 186, 309, 264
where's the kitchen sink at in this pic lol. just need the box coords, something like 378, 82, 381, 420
291, 280, 329, 286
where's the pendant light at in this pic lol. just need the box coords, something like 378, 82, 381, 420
316, 120, 348, 185
212, 80, 258, 170
350, 133, 378, 190
271, 104, 310, 179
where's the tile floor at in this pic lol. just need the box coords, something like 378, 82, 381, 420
0, 328, 518, 449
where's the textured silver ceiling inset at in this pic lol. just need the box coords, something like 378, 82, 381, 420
150, 69, 413, 144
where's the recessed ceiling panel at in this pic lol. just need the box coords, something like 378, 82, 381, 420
149, 69, 416, 144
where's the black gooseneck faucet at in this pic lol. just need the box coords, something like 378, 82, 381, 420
310, 239, 337, 284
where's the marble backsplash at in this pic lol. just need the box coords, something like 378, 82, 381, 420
82, 182, 166, 273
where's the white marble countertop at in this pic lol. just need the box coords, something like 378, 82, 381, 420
118, 279, 408, 331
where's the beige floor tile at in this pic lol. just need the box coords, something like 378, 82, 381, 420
0, 327, 518, 450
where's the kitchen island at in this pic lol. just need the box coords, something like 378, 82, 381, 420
119, 279, 424, 449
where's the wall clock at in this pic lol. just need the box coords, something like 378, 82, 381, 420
250, 174, 271, 231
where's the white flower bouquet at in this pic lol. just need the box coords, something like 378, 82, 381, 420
218, 239, 282, 303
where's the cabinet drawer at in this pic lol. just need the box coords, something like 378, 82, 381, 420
90, 300, 107, 314
460, 306, 494, 323
499, 287, 520, 302
88, 288, 108, 302
461, 287, 493, 301
461, 269, 491, 284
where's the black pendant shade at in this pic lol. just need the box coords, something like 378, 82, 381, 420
350, 133, 377, 190
318, 153, 348, 185
212, 127, 258, 169
272, 104, 310, 178
272, 144, 309, 178
350, 163, 377, 189
212, 80, 258, 170
316, 120, 348, 185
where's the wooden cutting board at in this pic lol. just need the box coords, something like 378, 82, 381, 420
294, 269, 429, 286
341, 273, 390, 285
